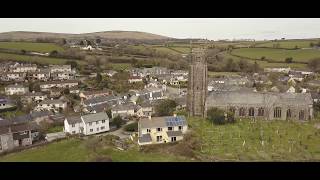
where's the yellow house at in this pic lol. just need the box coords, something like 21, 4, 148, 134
138, 115, 188, 146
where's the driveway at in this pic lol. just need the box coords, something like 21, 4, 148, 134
97, 120, 136, 139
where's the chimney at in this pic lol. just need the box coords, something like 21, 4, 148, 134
148, 115, 152, 120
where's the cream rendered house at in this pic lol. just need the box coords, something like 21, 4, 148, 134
138, 115, 188, 146
5, 84, 29, 95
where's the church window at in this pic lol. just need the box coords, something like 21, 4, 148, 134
287, 109, 292, 119
249, 107, 255, 117
274, 107, 282, 118
239, 107, 246, 117
299, 110, 305, 121
258, 108, 264, 116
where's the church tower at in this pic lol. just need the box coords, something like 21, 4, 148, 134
187, 47, 208, 117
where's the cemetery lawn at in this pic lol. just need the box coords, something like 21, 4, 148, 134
188, 117, 320, 161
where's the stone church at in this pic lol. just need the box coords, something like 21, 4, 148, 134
187, 48, 313, 121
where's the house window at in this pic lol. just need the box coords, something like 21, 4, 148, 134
96, 121, 99, 125
156, 136, 162, 142
147, 129, 151, 133
287, 109, 292, 119
89, 122, 92, 126
171, 137, 177, 142
97, 128, 99, 131
179, 126, 183, 131
249, 107, 255, 117
157, 128, 162, 132
102, 120, 105, 123
168, 127, 173, 131
90, 129, 93, 132
239, 107, 246, 117
274, 107, 282, 118
72, 124, 75, 128
101, 126, 105, 130
258, 108, 264, 116
72, 131, 76, 134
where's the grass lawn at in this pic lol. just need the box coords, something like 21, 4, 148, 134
231, 48, 320, 63
256, 40, 319, 49
0, 52, 86, 65
0, 138, 190, 162
188, 117, 320, 161
0, 42, 65, 53
47, 126, 64, 133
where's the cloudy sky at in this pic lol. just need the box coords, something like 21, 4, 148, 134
0, 18, 320, 40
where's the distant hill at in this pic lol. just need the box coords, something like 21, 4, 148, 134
0, 31, 172, 41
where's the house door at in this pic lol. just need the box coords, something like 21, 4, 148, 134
171, 137, 176, 142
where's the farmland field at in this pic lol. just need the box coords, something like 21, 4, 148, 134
0, 52, 85, 65
0, 42, 65, 53
110, 63, 132, 71
231, 48, 320, 63
256, 40, 319, 49
222, 52, 308, 70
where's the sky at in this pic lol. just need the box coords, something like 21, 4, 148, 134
0, 18, 320, 40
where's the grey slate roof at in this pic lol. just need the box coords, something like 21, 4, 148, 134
66, 116, 82, 124
81, 112, 109, 123
166, 131, 183, 137
139, 116, 186, 129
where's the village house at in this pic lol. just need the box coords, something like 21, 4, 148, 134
82, 95, 120, 107
49, 65, 72, 73
28, 69, 51, 81
0, 120, 39, 153
138, 115, 188, 146
34, 99, 67, 113
64, 112, 110, 135
40, 80, 79, 91
136, 101, 154, 117
1, 72, 26, 82
264, 67, 291, 74
135, 87, 166, 101
11, 63, 37, 73
111, 103, 136, 118
21, 91, 47, 104
79, 89, 112, 100
50, 71, 75, 81
5, 84, 29, 96
128, 76, 143, 83
11, 111, 53, 125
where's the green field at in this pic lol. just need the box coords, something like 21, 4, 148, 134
0, 42, 65, 53
189, 117, 320, 161
222, 52, 307, 70
0, 52, 85, 65
110, 63, 132, 71
231, 48, 320, 63
256, 40, 319, 49
0, 138, 190, 162
208, 71, 240, 77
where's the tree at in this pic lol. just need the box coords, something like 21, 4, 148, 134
207, 107, 226, 125
65, 61, 78, 69
261, 56, 266, 60
96, 39, 101, 44
308, 58, 320, 72
112, 116, 125, 128
21, 49, 26, 54
285, 57, 293, 63
124, 122, 138, 132
253, 61, 260, 73
96, 73, 102, 83
50, 50, 58, 57
154, 99, 177, 116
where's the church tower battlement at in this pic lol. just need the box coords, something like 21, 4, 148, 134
187, 47, 208, 117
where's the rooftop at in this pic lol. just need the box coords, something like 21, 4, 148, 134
81, 112, 109, 123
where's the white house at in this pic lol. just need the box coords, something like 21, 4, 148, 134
35, 99, 67, 112
21, 91, 47, 104
49, 65, 72, 73
11, 63, 37, 73
81, 112, 110, 135
138, 115, 188, 146
5, 84, 29, 95
40, 80, 79, 91
128, 76, 143, 83
64, 116, 83, 135
287, 86, 296, 93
